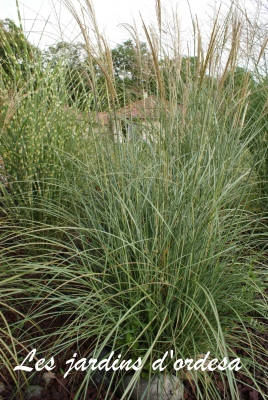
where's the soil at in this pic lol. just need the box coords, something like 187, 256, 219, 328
0, 302, 267, 400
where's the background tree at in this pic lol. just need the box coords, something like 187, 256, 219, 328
111, 39, 155, 103
111, 39, 150, 79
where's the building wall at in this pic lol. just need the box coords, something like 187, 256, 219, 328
111, 119, 160, 143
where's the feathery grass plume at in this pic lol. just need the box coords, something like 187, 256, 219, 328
61, 0, 118, 110
0, 0, 267, 399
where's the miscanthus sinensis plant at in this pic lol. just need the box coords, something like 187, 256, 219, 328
0, 1, 267, 399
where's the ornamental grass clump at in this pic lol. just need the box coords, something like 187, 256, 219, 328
0, 1, 267, 399
0, 57, 95, 224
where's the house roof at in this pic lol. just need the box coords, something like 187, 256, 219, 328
95, 95, 162, 125
117, 96, 158, 119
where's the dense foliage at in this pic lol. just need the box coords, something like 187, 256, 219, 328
0, 3, 267, 400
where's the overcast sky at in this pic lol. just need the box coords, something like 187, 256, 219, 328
1, 0, 254, 50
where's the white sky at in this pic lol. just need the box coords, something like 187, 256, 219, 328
1, 0, 222, 48
1, 0, 256, 50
